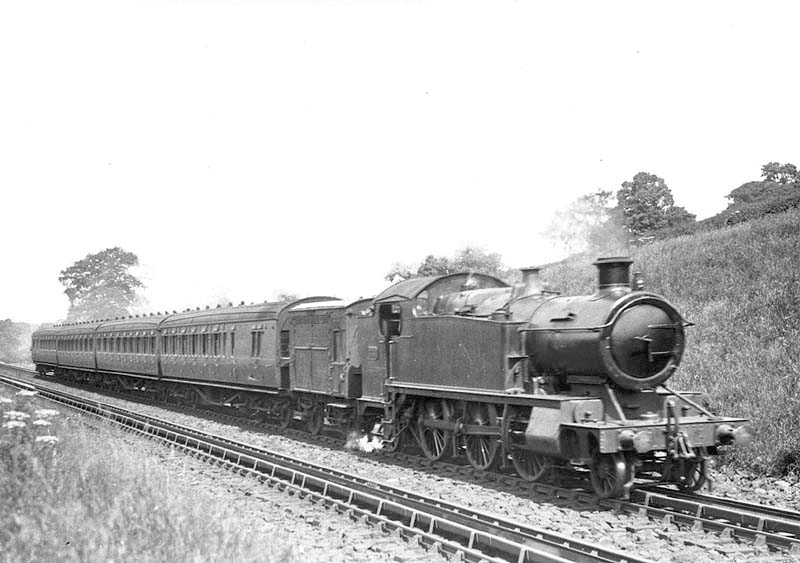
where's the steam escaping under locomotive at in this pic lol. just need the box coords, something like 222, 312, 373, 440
31, 257, 750, 498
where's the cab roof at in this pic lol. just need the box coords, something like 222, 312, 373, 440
374, 272, 508, 303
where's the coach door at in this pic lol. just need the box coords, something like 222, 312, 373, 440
293, 314, 330, 393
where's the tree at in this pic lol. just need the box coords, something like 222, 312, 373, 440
450, 247, 504, 277
761, 162, 799, 184
273, 291, 299, 302
727, 180, 787, 206
617, 172, 696, 238
0, 319, 24, 362
545, 190, 628, 256
59, 247, 144, 321
385, 246, 505, 282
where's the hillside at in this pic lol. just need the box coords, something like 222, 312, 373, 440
540, 208, 800, 474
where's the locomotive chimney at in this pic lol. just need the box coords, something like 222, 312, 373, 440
594, 257, 634, 294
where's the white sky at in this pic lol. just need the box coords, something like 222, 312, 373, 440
2, 1, 798, 324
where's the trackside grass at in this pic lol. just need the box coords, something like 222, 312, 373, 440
541, 208, 800, 474
0, 390, 292, 563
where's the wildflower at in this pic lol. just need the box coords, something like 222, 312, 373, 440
3, 411, 31, 420
0, 397, 12, 404
33, 419, 52, 426
34, 409, 60, 418
16, 390, 38, 397
35, 435, 59, 444
2, 420, 27, 429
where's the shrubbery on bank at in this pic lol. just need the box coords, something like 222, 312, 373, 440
0, 390, 291, 563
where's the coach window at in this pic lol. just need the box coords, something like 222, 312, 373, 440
221, 333, 228, 357
280, 330, 290, 359
251, 329, 263, 358
332, 330, 343, 362
230, 331, 236, 356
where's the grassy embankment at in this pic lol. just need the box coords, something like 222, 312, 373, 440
541, 208, 800, 474
0, 389, 292, 563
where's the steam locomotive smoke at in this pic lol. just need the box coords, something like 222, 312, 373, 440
344, 431, 383, 453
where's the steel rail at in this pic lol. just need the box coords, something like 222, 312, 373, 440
632, 485, 800, 547
0, 368, 648, 563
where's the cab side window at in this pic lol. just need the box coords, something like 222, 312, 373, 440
378, 303, 402, 337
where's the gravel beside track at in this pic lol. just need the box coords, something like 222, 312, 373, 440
7, 367, 800, 563
126, 434, 449, 563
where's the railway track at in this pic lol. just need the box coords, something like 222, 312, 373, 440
630, 486, 800, 553
0, 367, 650, 563
3, 362, 799, 559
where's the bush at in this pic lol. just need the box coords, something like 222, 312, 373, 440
0, 390, 292, 563
704, 186, 800, 229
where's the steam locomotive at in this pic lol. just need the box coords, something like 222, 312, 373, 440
31, 257, 749, 498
